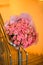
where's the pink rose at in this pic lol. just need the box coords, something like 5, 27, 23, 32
5, 13, 37, 48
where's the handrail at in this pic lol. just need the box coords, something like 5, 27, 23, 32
0, 14, 12, 65
21, 46, 29, 54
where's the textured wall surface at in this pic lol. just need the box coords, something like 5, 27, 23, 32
0, 0, 43, 54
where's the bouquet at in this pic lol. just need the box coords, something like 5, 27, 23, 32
4, 13, 37, 48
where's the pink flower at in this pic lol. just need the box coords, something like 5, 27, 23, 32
12, 36, 17, 40
14, 40, 20, 45
14, 40, 18, 45
17, 35, 21, 41
28, 37, 32, 44
4, 13, 37, 48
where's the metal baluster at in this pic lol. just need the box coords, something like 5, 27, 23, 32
18, 47, 22, 65
26, 53, 28, 65
21, 47, 29, 65
9, 54, 12, 65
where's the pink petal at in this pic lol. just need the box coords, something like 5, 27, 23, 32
12, 36, 16, 40
17, 35, 21, 41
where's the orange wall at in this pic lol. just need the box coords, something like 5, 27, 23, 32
0, 0, 43, 55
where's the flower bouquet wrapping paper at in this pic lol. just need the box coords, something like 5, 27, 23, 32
4, 13, 37, 48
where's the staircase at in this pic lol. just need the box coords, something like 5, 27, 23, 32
0, 14, 43, 65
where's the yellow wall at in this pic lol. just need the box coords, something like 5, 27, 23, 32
0, 0, 43, 55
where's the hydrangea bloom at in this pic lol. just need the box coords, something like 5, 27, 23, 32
4, 14, 37, 48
